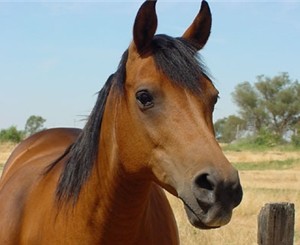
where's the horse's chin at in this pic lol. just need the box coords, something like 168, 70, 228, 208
181, 198, 233, 230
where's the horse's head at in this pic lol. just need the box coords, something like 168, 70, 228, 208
113, 0, 242, 229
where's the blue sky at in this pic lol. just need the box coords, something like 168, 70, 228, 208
1, 0, 299, 130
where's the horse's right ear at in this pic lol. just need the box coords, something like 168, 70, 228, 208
133, 0, 157, 54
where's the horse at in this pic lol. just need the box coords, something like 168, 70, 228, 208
0, 1, 242, 244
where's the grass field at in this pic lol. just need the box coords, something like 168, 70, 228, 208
0, 142, 15, 173
1, 142, 299, 244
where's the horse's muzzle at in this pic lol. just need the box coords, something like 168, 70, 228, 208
179, 167, 243, 229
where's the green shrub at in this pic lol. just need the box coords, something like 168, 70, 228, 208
291, 134, 300, 147
0, 126, 24, 143
253, 128, 283, 147
223, 128, 287, 151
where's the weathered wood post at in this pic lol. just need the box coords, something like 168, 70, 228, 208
258, 202, 295, 245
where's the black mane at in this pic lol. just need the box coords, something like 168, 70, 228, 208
49, 35, 210, 204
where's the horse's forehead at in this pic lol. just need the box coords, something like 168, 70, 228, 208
125, 56, 217, 101
125, 41, 216, 98
126, 53, 161, 85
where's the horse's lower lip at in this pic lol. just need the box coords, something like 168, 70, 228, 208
184, 204, 209, 229
181, 199, 229, 229
183, 202, 219, 229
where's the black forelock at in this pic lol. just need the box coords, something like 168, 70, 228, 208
151, 34, 210, 94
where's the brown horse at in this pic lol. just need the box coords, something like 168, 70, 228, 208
0, 1, 242, 244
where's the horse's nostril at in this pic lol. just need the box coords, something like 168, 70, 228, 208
194, 173, 215, 191
186, 169, 242, 228
192, 169, 243, 210
232, 182, 243, 207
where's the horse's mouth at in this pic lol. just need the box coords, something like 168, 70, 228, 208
180, 196, 232, 229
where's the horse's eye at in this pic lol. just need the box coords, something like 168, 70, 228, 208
136, 90, 154, 109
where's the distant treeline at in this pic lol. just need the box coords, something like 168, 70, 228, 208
0, 115, 46, 143
214, 73, 300, 147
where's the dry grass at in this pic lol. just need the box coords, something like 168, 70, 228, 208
226, 150, 300, 164
0, 143, 299, 244
0, 142, 16, 172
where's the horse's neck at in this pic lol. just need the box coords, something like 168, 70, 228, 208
79, 142, 152, 244
85, 159, 179, 245
68, 93, 178, 244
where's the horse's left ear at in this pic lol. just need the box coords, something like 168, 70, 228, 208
182, 0, 212, 50
133, 0, 157, 54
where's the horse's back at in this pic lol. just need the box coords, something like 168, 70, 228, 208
1, 128, 81, 178
0, 127, 81, 243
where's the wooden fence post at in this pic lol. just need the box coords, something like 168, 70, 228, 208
258, 202, 295, 245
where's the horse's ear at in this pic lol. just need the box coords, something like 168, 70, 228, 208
182, 0, 212, 50
133, 0, 157, 54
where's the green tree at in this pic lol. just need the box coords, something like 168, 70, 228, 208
214, 115, 246, 143
0, 126, 24, 143
24, 115, 46, 137
232, 81, 269, 132
232, 73, 300, 139
291, 121, 300, 147
214, 118, 226, 140
255, 73, 300, 136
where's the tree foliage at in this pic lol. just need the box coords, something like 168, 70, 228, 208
214, 115, 246, 143
24, 115, 46, 137
232, 73, 300, 139
0, 115, 47, 143
0, 126, 24, 143
232, 81, 268, 131
291, 122, 300, 147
